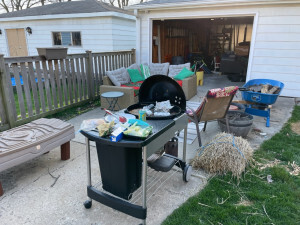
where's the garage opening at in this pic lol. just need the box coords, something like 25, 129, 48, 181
152, 16, 254, 82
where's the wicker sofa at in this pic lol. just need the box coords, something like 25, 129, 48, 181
100, 63, 197, 110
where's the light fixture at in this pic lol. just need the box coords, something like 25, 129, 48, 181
26, 27, 32, 34
210, 18, 215, 21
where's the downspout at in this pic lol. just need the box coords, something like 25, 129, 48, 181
134, 9, 141, 64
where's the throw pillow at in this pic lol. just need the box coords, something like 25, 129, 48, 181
106, 67, 129, 86
140, 64, 151, 79
149, 62, 170, 76
127, 69, 144, 83
127, 63, 141, 73
174, 67, 194, 80
168, 62, 191, 78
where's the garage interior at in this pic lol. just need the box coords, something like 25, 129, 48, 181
152, 16, 254, 81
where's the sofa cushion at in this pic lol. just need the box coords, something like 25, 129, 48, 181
140, 64, 151, 79
174, 67, 194, 80
127, 69, 144, 83
149, 63, 170, 76
168, 63, 191, 78
106, 67, 130, 86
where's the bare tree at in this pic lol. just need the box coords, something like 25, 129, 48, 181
0, 0, 73, 12
101, 0, 144, 8
0, 0, 144, 13
0, 0, 48, 12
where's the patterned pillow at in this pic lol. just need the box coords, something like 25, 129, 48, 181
106, 67, 130, 86
140, 64, 151, 79
207, 86, 239, 98
149, 63, 170, 76
168, 63, 191, 78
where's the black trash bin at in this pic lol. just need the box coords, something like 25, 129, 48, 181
95, 142, 142, 200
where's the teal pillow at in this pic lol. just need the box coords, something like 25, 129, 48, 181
127, 69, 144, 82
174, 67, 194, 80
140, 64, 151, 79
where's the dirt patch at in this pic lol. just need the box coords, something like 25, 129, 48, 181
291, 121, 300, 135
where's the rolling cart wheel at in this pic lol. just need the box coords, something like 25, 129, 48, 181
84, 200, 92, 209
183, 165, 192, 182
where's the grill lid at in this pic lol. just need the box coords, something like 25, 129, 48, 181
138, 75, 186, 110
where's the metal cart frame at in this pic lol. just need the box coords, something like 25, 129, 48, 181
82, 114, 189, 225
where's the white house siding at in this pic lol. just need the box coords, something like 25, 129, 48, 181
137, 4, 300, 97
0, 15, 136, 57
111, 17, 136, 51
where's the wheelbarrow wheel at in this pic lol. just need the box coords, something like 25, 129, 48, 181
84, 200, 92, 209
183, 164, 192, 182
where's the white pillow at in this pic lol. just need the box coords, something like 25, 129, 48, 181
149, 63, 169, 76
168, 63, 191, 78
127, 63, 140, 73
106, 67, 130, 86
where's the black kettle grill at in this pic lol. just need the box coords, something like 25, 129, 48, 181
125, 75, 186, 120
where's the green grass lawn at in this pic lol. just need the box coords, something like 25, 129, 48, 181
162, 106, 300, 225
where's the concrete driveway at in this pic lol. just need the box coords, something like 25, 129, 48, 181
0, 74, 296, 225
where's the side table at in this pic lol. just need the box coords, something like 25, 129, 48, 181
101, 91, 124, 112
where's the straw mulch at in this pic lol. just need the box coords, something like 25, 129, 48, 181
192, 133, 254, 178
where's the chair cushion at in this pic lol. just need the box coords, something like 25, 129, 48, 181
106, 67, 130, 86
207, 86, 239, 98
149, 63, 169, 76
168, 63, 191, 78
140, 64, 151, 79
174, 67, 194, 80
127, 69, 144, 83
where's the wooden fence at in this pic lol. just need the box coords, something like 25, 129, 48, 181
0, 49, 135, 131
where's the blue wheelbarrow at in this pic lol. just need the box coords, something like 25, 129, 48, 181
239, 79, 284, 127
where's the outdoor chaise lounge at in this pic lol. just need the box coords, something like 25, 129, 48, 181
0, 118, 75, 196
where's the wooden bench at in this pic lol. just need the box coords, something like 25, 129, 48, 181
0, 118, 75, 196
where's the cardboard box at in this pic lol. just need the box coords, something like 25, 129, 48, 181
110, 127, 126, 142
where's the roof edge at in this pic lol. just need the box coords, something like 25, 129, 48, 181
127, 0, 300, 11
0, 11, 136, 22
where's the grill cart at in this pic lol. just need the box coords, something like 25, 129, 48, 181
80, 75, 191, 225
240, 79, 284, 127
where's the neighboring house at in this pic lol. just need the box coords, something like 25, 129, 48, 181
129, 0, 300, 97
0, 0, 136, 57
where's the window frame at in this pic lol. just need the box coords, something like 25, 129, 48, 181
52, 31, 82, 47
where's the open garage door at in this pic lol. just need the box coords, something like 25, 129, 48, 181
152, 16, 254, 82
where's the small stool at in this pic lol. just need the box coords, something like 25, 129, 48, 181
196, 71, 204, 86
101, 91, 124, 112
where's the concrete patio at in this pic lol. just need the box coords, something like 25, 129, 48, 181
0, 74, 296, 225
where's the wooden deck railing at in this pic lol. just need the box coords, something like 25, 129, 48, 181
0, 49, 135, 131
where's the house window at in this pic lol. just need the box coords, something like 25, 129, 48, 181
52, 32, 81, 46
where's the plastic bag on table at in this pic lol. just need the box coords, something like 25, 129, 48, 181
80, 119, 106, 131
